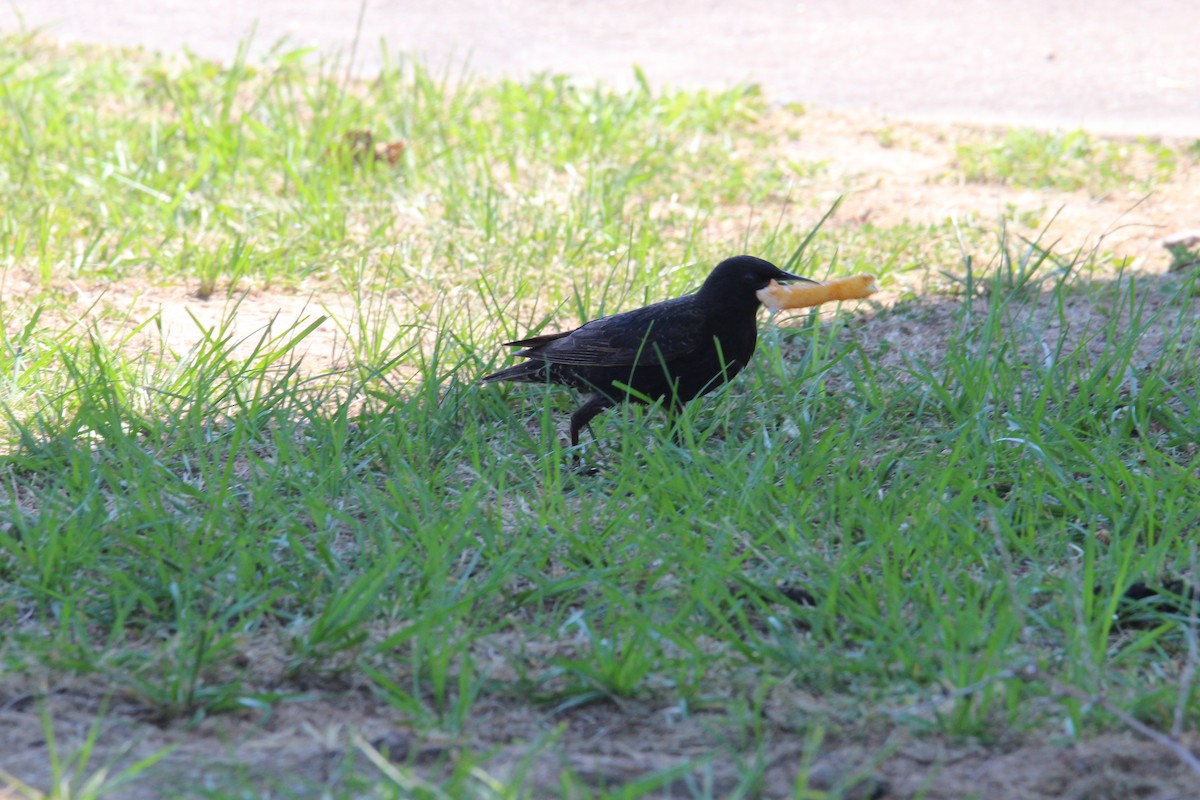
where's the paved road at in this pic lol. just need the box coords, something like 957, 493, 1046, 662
6, 1, 1200, 136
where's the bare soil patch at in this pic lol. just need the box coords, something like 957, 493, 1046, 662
4, 682, 1199, 798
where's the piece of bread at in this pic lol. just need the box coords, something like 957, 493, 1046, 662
756, 274, 878, 312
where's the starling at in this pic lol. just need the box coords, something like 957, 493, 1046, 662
482, 255, 812, 446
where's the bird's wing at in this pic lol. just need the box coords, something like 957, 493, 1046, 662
510, 298, 706, 368
502, 330, 572, 348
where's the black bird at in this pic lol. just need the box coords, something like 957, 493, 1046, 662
482, 255, 813, 447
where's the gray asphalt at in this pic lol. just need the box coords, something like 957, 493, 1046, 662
6, 0, 1200, 136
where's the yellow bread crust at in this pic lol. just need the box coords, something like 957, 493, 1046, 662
756, 274, 878, 312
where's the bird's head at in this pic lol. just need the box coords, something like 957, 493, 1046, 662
698, 255, 815, 306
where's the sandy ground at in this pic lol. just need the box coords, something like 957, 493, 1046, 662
6, 0, 1200, 137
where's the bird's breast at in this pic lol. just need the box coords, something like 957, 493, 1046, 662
711, 318, 758, 365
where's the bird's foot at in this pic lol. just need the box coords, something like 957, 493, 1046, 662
562, 438, 602, 475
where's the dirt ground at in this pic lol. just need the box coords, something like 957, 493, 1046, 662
3, 109, 1199, 797
3, 672, 1200, 798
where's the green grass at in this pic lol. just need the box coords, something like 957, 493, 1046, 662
2, 34, 1199, 799
0, 33, 821, 305
953, 127, 1180, 194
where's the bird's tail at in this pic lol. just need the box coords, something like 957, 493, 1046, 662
480, 361, 549, 386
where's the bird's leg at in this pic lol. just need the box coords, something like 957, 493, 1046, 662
569, 394, 611, 450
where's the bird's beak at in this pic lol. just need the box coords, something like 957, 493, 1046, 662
777, 270, 818, 285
